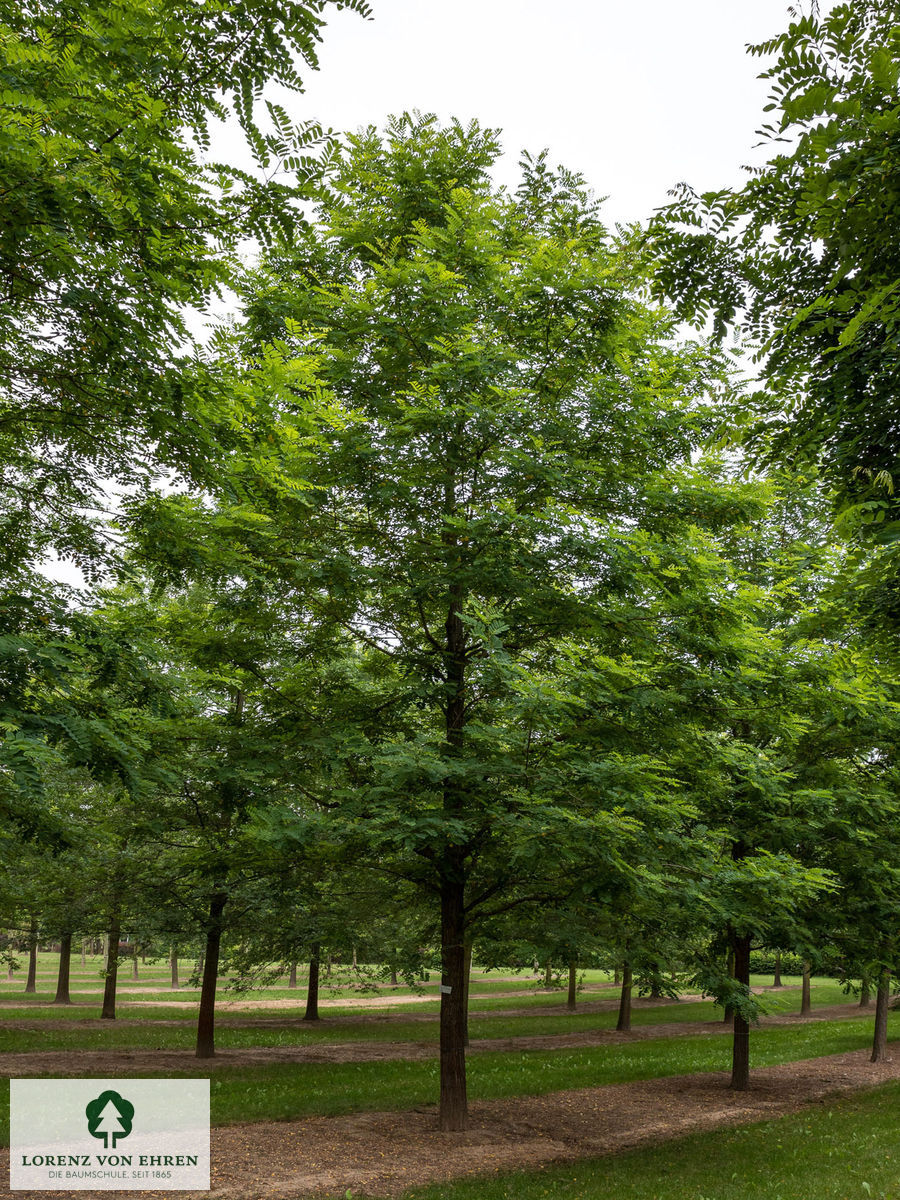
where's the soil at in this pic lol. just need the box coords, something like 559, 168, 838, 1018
1, 1047, 898, 1200
0, 1000, 871, 1075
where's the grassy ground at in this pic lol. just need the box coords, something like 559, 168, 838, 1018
0, 1005, 893, 1143
395, 1080, 900, 1200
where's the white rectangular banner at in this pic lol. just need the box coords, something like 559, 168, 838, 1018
10, 1079, 210, 1191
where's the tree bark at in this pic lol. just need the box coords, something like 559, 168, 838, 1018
616, 961, 633, 1032
132, 945, 139, 980
723, 944, 735, 1024
439, 874, 467, 1131
567, 960, 577, 1011
801, 959, 812, 1015
53, 931, 72, 1005
730, 932, 752, 1090
101, 916, 120, 1019
860, 976, 871, 1007
871, 968, 891, 1062
303, 944, 320, 1021
170, 944, 179, 989
614, 966, 621, 986
288, 962, 297, 989
81, 939, 87, 969
195, 892, 227, 1058
773, 950, 782, 988
24, 917, 37, 994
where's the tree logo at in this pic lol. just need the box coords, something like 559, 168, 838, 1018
85, 1090, 134, 1149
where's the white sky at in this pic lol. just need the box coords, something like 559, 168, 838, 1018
214, 0, 822, 228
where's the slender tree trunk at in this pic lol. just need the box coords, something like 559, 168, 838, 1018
614, 965, 621, 986
543, 960, 552, 988
616, 961, 633, 1032
352, 946, 357, 969
81, 939, 87, 969
730, 933, 752, 1090
303, 944, 320, 1022
132, 946, 139, 981
773, 950, 782, 988
53, 931, 72, 1005
860, 976, 871, 1007
390, 967, 398, 986
723, 945, 735, 1023
871, 968, 891, 1062
649, 963, 662, 1000
170, 945, 179, 989
325, 954, 332, 980
801, 960, 812, 1015
24, 917, 37, 994
567, 960, 577, 1011
195, 893, 227, 1058
101, 916, 120, 1019
288, 962, 297, 989
439, 873, 467, 1131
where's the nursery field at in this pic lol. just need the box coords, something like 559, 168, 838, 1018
1, 956, 899, 1199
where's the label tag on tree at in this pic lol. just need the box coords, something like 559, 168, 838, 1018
440, 985, 452, 994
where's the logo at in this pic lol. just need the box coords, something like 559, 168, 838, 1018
85, 1091, 134, 1150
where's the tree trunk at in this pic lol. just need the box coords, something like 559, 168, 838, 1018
616, 961, 633, 1032
288, 962, 297, 989
132, 946, 139, 980
730, 933, 752, 1090
567, 960, 577, 1011
352, 946, 357, 969
195, 892, 226, 1058
439, 875, 467, 1131
303, 945, 320, 1022
24, 917, 37, 994
871, 968, 891, 1062
773, 950, 782, 988
81, 939, 87, 969
101, 916, 120, 1019
860, 976, 871, 1007
325, 954, 332, 980
723, 944, 735, 1023
801, 960, 812, 1015
170, 945, 179, 989
614, 965, 621, 986
53, 931, 72, 1005
390, 967, 398, 986
543, 960, 552, 988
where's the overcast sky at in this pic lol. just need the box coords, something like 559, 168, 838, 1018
215, 0, 822, 228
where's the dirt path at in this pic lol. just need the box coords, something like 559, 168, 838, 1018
1, 1046, 898, 1200
0, 1000, 870, 1075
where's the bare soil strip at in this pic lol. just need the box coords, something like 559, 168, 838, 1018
1, 1047, 898, 1200
0, 1001, 870, 1074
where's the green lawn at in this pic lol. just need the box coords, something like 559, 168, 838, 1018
396, 1080, 900, 1200
0, 1008, 894, 1145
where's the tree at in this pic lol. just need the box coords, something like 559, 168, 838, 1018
650, 4, 900, 598
0, 0, 369, 574
225, 113, 753, 1130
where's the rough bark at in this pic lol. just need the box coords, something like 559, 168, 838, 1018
303, 944, 321, 1021
730, 932, 752, 1090
773, 950, 782, 988
860, 976, 871, 1007
195, 892, 227, 1058
170, 945, 179, 989
616, 961, 633, 1032
288, 962, 297, 989
801, 959, 812, 1015
871, 968, 891, 1062
81, 939, 87, 969
24, 917, 37, 994
101, 916, 120, 1019
567, 961, 577, 1011
132, 946, 139, 980
53, 931, 72, 1005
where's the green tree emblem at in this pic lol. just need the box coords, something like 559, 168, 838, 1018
85, 1090, 134, 1149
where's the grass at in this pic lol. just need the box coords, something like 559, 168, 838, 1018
0, 1007, 894, 1145
395, 1080, 900, 1200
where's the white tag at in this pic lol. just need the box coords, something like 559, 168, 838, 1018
440, 985, 452, 994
